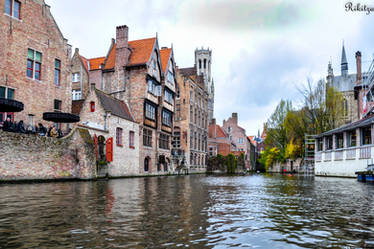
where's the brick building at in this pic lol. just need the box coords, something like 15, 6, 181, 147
72, 25, 177, 175
174, 51, 210, 172
208, 118, 235, 156
0, 0, 72, 129
222, 113, 254, 171
78, 84, 139, 177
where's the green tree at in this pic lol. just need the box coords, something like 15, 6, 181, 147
226, 153, 237, 174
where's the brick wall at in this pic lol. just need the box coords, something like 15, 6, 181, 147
0, 128, 96, 181
0, 0, 72, 130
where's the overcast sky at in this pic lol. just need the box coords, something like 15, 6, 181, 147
46, 0, 374, 136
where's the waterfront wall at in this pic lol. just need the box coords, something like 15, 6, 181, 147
0, 128, 96, 181
315, 146, 370, 177
268, 158, 303, 173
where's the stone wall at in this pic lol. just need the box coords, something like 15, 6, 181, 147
0, 128, 96, 181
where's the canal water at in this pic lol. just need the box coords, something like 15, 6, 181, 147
1, 174, 374, 248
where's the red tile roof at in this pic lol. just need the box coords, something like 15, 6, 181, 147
160, 48, 171, 73
128, 37, 156, 66
248, 136, 256, 146
216, 125, 227, 138
208, 123, 227, 139
89, 57, 105, 70
79, 56, 89, 72
103, 43, 117, 70
103, 37, 156, 70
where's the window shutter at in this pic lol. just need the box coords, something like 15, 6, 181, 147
106, 137, 113, 162
94, 134, 98, 160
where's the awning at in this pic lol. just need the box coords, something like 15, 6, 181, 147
43, 112, 80, 123
0, 98, 24, 112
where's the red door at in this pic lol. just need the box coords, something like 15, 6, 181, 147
106, 137, 113, 162
94, 134, 98, 160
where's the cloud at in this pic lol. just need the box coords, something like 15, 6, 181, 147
181, 0, 316, 31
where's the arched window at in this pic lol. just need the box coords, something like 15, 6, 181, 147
144, 157, 149, 172
199, 60, 202, 69
204, 59, 207, 69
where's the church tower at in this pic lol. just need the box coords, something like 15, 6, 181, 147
195, 47, 214, 122
341, 43, 348, 77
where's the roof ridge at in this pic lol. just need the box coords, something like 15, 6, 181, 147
89, 56, 105, 60
128, 37, 156, 43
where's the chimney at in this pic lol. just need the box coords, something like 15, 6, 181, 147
356, 51, 362, 83
232, 113, 238, 124
116, 25, 128, 49
115, 25, 130, 69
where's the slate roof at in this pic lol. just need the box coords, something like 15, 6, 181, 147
329, 72, 369, 92
95, 89, 135, 122
103, 37, 156, 70
179, 67, 196, 76
316, 114, 374, 138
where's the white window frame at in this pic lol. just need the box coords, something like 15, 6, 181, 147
72, 90, 82, 101
72, 72, 80, 82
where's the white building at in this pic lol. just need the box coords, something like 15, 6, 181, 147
315, 116, 374, 177
78, 84, 140, 177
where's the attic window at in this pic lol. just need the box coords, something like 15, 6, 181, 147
90, 101, 95, 112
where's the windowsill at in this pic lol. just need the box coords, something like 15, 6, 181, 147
144, 145, 152, 148
26, 76, 43, 83
3, 13, 22, 22
129, 146, 135, 149
117, 144, 123, 147
147, 91, 158, 97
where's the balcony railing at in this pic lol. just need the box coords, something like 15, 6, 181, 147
334, 150, 343, 161
360, 146, 371, 159
346, 148, 356, 160
325, 151, 332, 161
316, 145, 374, 162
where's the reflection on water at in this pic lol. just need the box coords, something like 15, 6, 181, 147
1, 174, 374, 248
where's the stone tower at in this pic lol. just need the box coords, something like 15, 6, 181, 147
195, 47, 214, 122
327, 61, 334, 86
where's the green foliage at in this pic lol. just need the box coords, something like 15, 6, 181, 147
207, 153, 240, 174
261, 79, 345, 172
285, 140, 300, 159
225, 153, 237, 174
237, 153, 245, 171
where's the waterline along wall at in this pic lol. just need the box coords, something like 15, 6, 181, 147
0, 128, 97, 181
